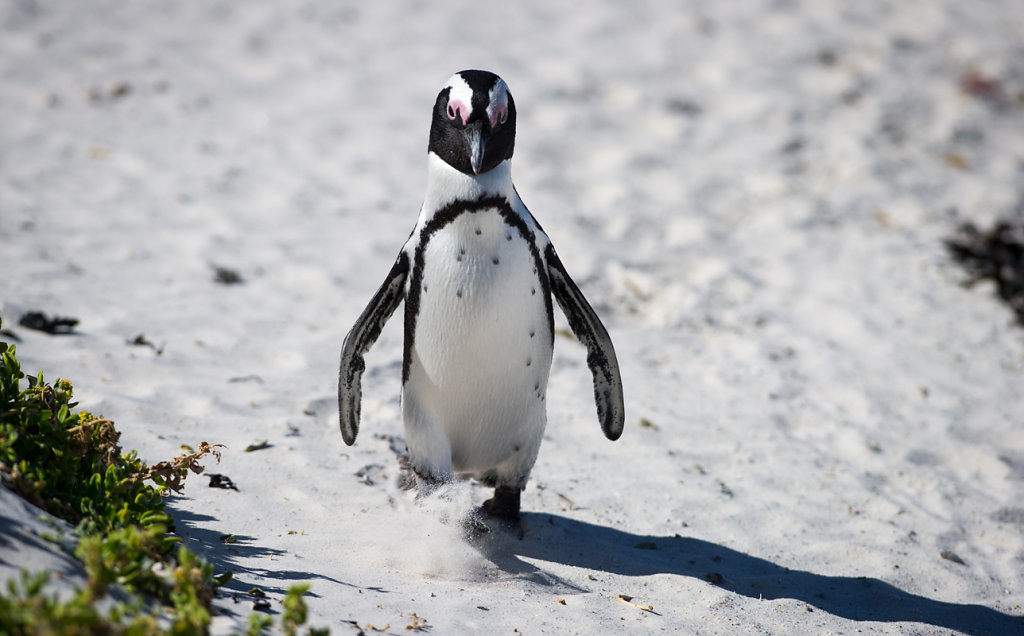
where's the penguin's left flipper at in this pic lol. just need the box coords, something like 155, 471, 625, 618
545, 244, 625, 441
338, 252, 409, 446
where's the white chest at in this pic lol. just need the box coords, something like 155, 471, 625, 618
412, 207, 551, 384
403, 204, 553, 471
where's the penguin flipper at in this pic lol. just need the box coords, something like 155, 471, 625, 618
545, 245, 625, 441
338, 252, 409, 445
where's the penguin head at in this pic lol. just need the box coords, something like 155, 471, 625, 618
428, 70, 516, 176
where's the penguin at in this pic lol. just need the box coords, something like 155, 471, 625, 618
338, 70, 624, 522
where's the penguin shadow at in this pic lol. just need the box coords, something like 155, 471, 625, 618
168, 505, 385, 614
476, 513, 1023, 634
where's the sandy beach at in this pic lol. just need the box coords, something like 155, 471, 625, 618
2, 0, 1024, 633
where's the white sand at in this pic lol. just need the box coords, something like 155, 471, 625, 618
2, 0, 1024, 633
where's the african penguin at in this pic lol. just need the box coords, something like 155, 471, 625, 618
338, 70, 624, 522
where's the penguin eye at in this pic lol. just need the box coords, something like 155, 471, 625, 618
489, 104, 508, 128
447, 101, 467, 124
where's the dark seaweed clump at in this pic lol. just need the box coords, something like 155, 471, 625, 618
18, 311, 78, 335
945, 220, 1024, 326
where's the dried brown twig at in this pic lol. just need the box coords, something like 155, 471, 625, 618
133, 441, 225, 495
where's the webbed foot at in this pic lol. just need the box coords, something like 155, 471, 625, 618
478, 486, 524, 539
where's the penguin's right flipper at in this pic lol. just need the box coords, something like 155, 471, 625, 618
338, 252, 409, 446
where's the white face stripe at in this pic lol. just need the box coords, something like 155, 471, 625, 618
444, 72, 510, 128
487, 78, 510, 128
444, 73, 474, 126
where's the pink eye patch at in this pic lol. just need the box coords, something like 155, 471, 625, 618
446, 100, 469, 125
489, 103, 508, 128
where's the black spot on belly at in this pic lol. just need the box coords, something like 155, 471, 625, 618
526, 358, 532, 367
492, 257, 500, 265
529, 329, 535, 338
456, 289, 463, 298
475, 228, 482, 235
531, 287, 536, 295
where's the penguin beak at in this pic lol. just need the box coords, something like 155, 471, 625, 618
463, 121, 485, 175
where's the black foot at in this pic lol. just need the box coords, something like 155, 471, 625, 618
475, 486, 524, 539
396, 454, 417, 491
481, 485, 521, 520
396, 455, 447, 496
460, 513, 493, 540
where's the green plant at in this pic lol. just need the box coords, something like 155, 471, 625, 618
0, 314, 327, 635
242, 584, 328, 636
0, 316, 212, 633
0, 570, 163, 636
